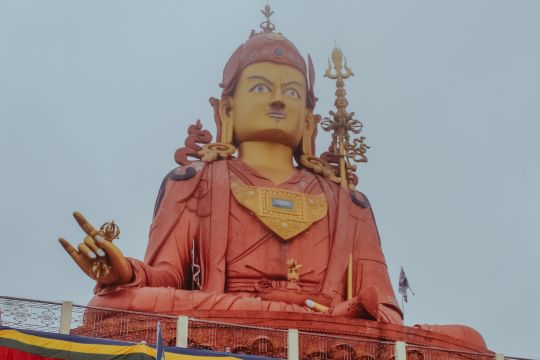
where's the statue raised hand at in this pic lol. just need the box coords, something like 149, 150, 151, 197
59, 212, 132, 286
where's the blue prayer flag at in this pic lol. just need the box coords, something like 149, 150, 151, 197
156, 321, 165, 360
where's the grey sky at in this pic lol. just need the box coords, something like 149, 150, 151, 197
1, 0, 539, 358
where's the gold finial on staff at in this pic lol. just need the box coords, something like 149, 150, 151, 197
321, 47, 370, 190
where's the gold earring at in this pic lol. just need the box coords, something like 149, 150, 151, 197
220, 112, 234, 144
301, 129, 313, 156
299, 113, 339, 184
301, 113, 319, 156
198, 97, 236, 163
217, 97, 234, 145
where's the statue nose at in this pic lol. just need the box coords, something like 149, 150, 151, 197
270, 100, 285, 110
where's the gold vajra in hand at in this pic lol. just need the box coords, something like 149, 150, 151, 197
89, 221, 120, 279
59, 212, 125, 283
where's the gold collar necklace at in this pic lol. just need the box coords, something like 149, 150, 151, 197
230, 181, 328, 240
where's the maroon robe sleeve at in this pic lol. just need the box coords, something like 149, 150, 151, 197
351, 191, 403, 324
94, 165, 205, 296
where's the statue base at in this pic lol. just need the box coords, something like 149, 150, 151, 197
72, 309, 491, 359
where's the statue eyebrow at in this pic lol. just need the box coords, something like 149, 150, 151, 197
246, 76, 304, 89
283, 80, 305, 88
246, 75, 272, 84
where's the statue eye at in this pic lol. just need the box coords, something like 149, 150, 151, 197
284, 88, 300, 99
249, 84, 271, 93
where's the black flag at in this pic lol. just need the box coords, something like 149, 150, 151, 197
398, 266, 414, 303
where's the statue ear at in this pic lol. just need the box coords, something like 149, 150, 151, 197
218, 96, 234, 144
301, 110, 317, 156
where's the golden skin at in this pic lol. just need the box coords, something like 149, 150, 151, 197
219, 62, 314, 184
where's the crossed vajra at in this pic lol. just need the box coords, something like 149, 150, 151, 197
90, 221, 120, 279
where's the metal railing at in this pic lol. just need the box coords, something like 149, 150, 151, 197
406, 343, 496, 360
0, 296, 62, 333
71, 303, 178, 345
298, 331, 395, 360
189, 318, 288, 358
0, 296, 526, 360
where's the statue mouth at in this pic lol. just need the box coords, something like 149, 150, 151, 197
266, 110, 286, 119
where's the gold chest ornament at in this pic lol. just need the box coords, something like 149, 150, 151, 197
231, 182, 328, 240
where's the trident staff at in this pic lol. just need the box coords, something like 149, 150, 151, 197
322, 47, 370, 190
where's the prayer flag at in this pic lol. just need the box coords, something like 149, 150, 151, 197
156, 321, 165, 360
398, 266, 414, 303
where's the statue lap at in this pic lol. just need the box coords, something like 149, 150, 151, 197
90, 159, 399, 319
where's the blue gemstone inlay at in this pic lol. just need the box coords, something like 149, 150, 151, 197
271, 198, 293, 209
273, 47, 284, 57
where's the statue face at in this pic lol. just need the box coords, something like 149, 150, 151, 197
225, 62, 308, 149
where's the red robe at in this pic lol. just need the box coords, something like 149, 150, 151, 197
89, 159, 403, 324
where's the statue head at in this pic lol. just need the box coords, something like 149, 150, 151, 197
210, 8, 319, 158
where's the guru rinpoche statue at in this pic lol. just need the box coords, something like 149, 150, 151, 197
59, 6, 486, 350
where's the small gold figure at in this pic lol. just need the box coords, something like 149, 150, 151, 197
286, 258, 302, 285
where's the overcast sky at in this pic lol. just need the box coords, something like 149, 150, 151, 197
1, 0, 539, 358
